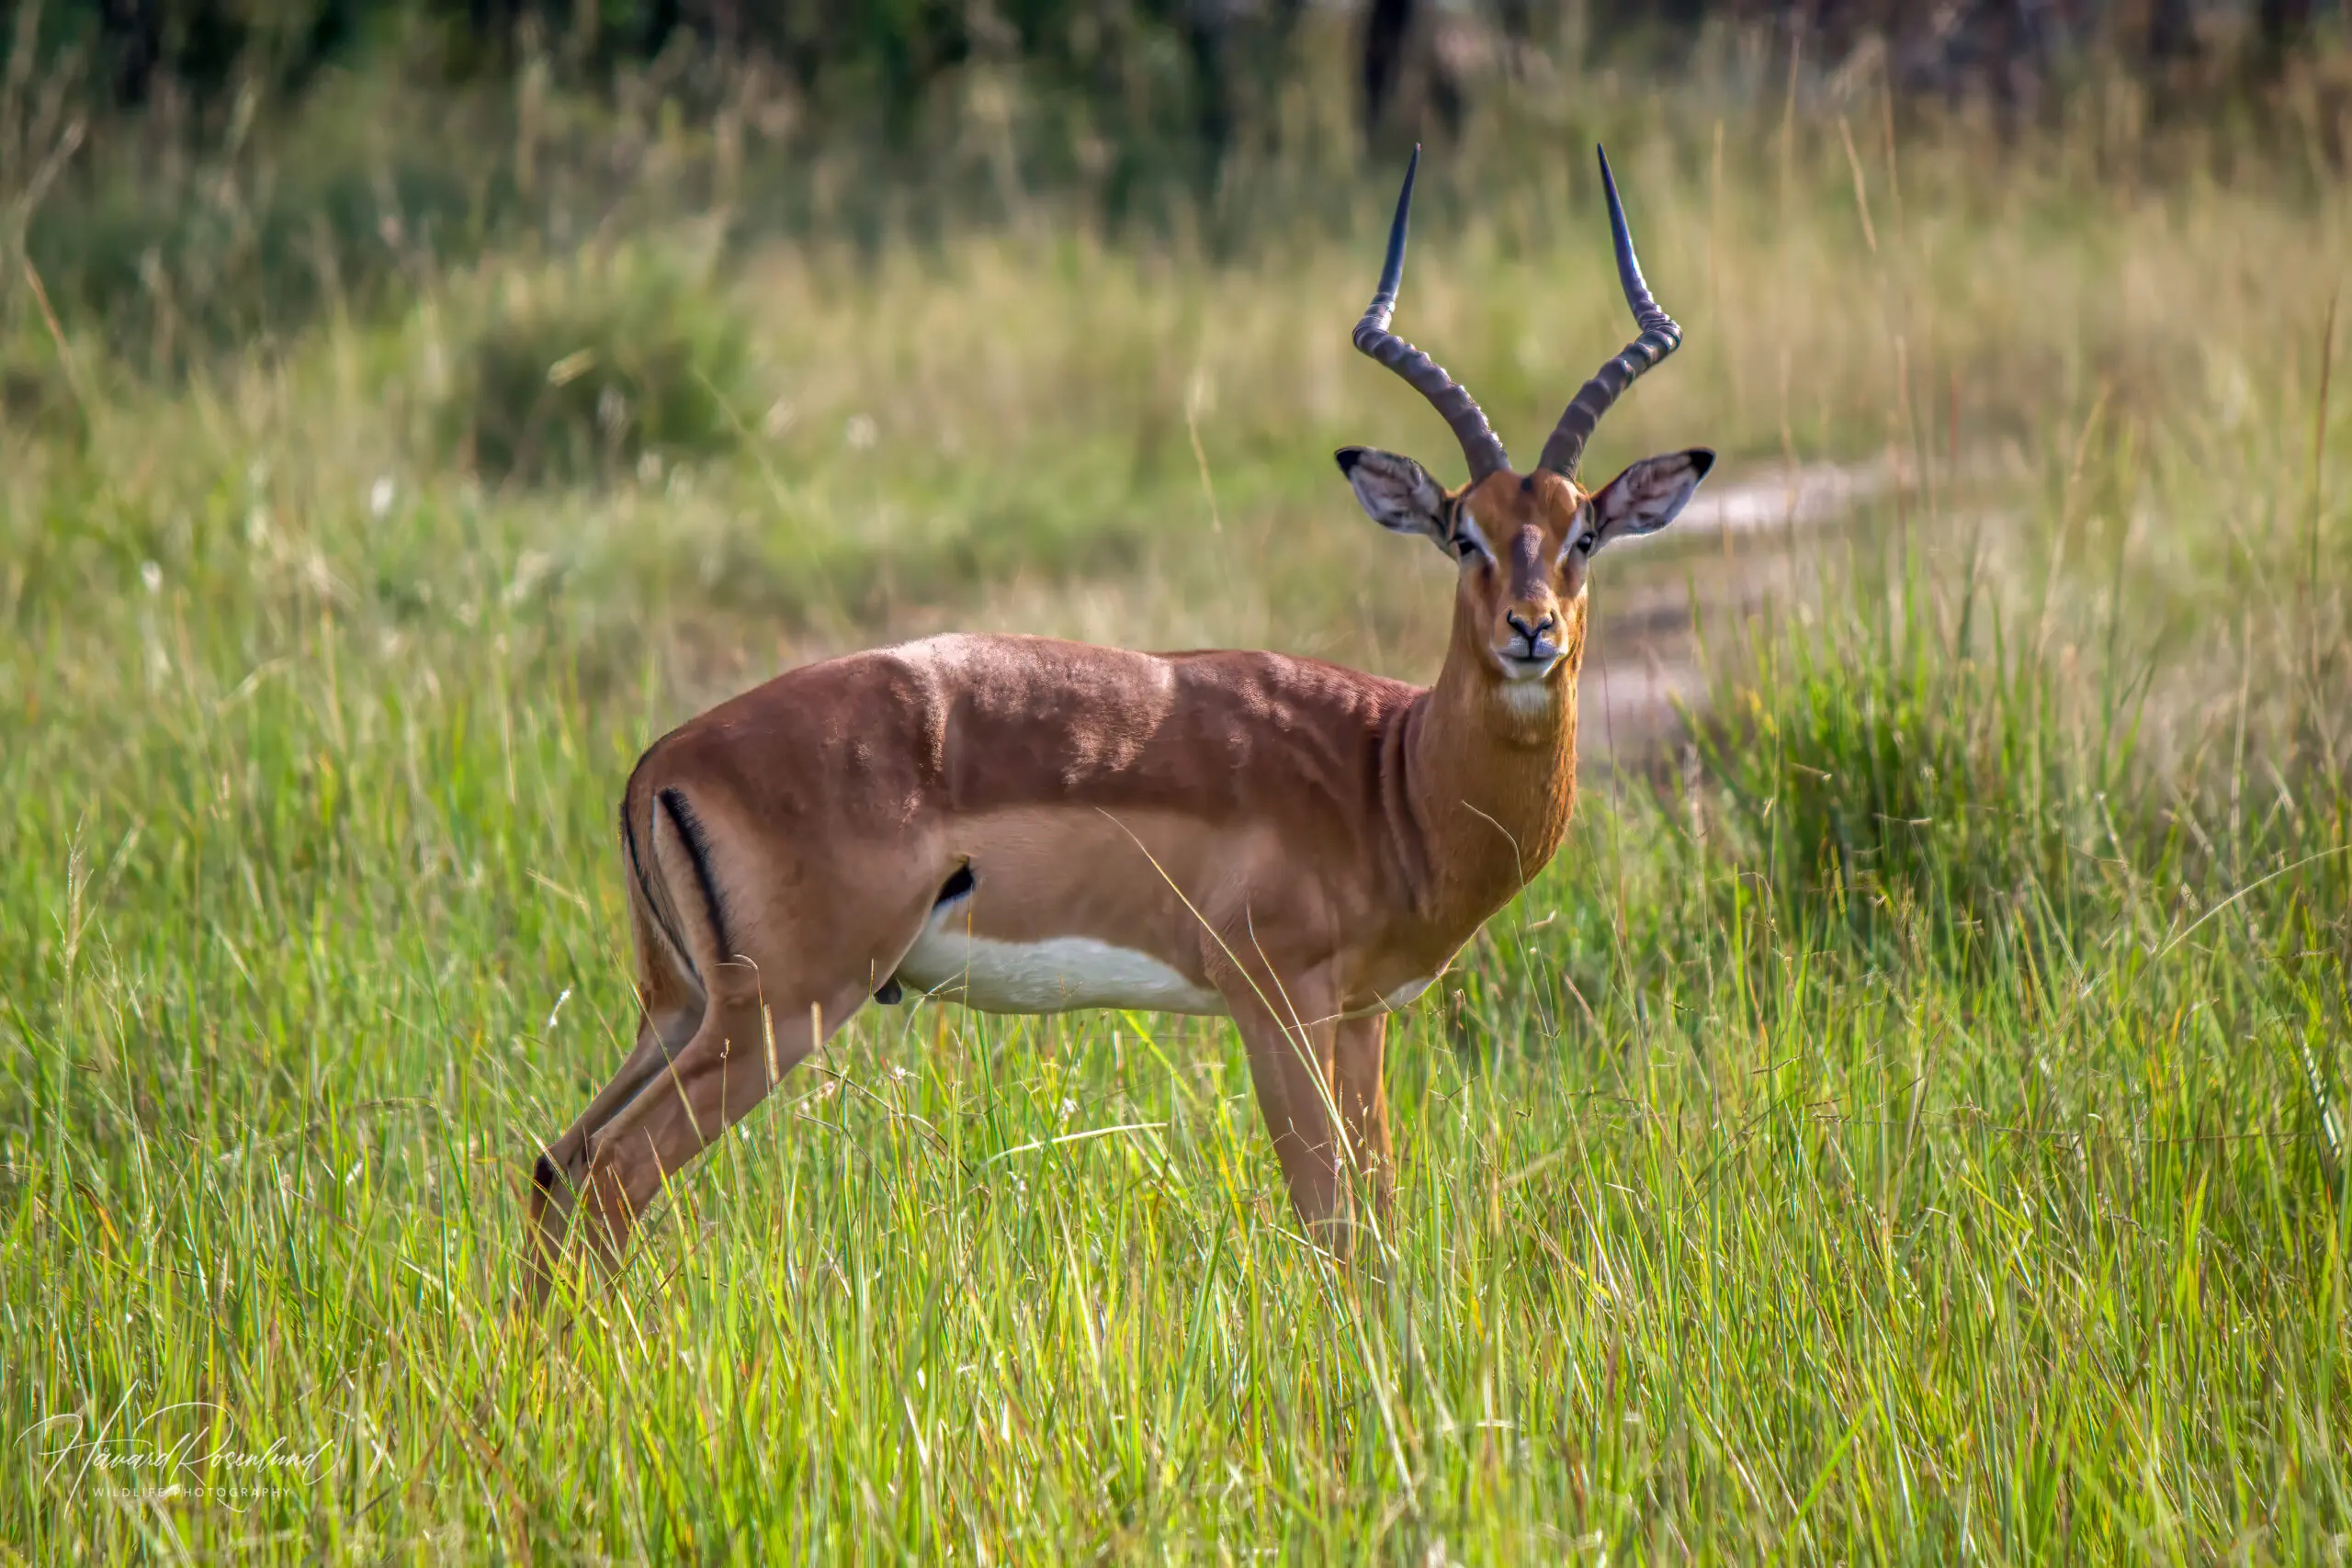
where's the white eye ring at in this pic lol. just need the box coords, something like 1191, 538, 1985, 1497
1450, 512, 1493, 561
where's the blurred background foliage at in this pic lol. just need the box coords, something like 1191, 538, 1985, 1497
11, 0, 2343, 130
6, 0, 2347, 378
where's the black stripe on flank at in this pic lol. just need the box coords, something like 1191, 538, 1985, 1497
621, 789, 695, 979
936, 863, 976, 904
657, 786, 732, 964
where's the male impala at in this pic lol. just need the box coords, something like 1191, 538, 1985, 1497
526, 145, 1712, 1296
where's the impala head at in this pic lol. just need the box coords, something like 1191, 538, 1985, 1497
1337, 145, 1713, 703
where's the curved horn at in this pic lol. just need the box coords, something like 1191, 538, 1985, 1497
1537, 144, 1684, 479
1352, 145, 1510, 484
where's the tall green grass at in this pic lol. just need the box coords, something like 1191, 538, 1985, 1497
5, 28, 2351, 1564
5, 503, 2346, 1561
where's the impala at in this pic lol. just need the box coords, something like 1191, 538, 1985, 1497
526, 145, 1713, 1297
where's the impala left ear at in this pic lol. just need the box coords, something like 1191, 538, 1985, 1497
1586, 448, 1716, 551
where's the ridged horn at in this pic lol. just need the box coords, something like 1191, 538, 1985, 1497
1352, 145, 1510, 484
1536, 143, 1684, 479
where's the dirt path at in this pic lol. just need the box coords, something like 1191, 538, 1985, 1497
1577, 456, 1895, 767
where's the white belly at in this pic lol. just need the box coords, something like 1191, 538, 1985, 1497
895, 914, 1226, 1017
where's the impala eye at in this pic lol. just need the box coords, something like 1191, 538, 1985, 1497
1575, 529, 1598, 554
1453, 536, 1479, 559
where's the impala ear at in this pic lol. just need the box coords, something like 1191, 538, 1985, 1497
1336, 446, 1451, 549
1587, 448, 1715, 550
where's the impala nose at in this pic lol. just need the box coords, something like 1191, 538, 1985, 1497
1506, 611, 1556, 655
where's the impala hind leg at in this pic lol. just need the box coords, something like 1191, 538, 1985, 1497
525, 897, 707, 1302
568, 969, 878, 1277
526, 772, 952, 1303
526, 1019, 697, 1297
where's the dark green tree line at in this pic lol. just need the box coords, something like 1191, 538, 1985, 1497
7, 1, 2335, 141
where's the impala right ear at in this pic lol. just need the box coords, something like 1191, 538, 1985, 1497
1336, 447, 1451, 550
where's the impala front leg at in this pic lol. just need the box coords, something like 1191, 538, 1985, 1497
1224, 968, 1365, 1254
1333, 1011, 1394, 1230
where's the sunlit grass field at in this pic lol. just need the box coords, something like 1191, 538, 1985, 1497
5, 30, 2352, 1562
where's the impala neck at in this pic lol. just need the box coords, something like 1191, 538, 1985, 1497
1403, 601, 1587, 925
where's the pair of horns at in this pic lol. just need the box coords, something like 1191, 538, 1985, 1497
1351, 143, 1683, 484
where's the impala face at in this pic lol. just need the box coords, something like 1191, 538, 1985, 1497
1338, 141, 1713, 716
1334, 447, 1714, 693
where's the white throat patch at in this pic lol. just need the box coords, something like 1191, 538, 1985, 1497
1498, 678, 1560, 716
